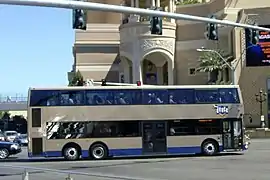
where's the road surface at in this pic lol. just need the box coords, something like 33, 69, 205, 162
0, 139, 269, 180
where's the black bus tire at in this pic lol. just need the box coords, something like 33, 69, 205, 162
202, 140, 218, 156
90, 143, 108, 160
63, 146, 80, 160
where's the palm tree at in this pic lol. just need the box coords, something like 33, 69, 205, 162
0, 111, 3, 119
176, 0, 200, 5
196, 49, 233, 84
68, 70, 84, 86
0, 111, 10, 120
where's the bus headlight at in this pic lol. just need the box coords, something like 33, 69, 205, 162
244, 142, 249, 150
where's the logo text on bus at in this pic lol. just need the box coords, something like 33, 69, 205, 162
214, 105, 229, 115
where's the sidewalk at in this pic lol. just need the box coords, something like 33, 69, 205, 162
246, 128, 270, 138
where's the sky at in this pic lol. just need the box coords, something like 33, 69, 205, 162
0, 5, 74, 97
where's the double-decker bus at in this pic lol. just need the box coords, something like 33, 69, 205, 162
27, 85, 249, 160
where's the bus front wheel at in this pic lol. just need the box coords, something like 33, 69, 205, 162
90, 143, 108, 160
202, 140, 218, 156
63, 146, 80, 160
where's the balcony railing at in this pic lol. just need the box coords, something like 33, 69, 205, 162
122, 14, 172, 25
0, 95, 27, 103
175, 0, 203, 6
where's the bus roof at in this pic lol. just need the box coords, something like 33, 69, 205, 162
29, 85, 240, 91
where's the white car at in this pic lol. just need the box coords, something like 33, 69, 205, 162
4, 131, 18, 142
0, 132, 7, 141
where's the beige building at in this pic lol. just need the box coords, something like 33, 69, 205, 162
70, 0, 270, 128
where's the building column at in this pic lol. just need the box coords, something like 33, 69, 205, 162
124, 67, 130, 83
132, 41, 142, 83
151, 0, 155, 6
121, 58, 131, 83
156, 66, 164, 85
167, 60, 174, 85
156, 0, 160, 7
132, 60, 143, 84
169, 0, 172, 12
135, 0, 139, 7
170, 0, 175, 23
131, 0, 134, 7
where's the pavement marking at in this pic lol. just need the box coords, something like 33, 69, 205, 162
1, 156, 192, 166
0, 164, 166, 180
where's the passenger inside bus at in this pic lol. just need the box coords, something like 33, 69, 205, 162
148, 93, 163, 104
169, 94, 176, 104
117, 93, 128, 104
219, 90, 238, 103
105, 93, 114, 104
93, 95, 105, 105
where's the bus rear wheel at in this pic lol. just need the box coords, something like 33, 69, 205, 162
63, 146, 80, 161
90, 143, 108, 160
202, 140, 218, 156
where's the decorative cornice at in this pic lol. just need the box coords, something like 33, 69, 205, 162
140, 39, 175, 55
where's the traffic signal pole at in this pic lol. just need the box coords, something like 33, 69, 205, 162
1, 0, 270, 32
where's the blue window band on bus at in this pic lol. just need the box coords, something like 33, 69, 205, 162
29, 88, 240, 106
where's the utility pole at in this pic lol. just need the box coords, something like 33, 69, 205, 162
255, 89, 267, 128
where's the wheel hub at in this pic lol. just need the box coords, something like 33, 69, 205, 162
93, 147, 104, 159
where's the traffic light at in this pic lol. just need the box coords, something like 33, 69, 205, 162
206, 15, 218, 41
251, 28, 259, 45
246, 27, 259, 45
150, 16, 162, 35
73, 9, 87, 30
101, 79, 107, 86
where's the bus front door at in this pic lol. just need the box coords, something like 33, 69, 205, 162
222, 119, 243, 150
142, 121, 167, 154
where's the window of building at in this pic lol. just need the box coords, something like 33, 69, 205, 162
188, 68, 196, 76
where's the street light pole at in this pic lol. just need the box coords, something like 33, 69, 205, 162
255, 89, 267, 128
196, 48, 235, 84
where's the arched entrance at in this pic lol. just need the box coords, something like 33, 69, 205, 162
142, 51, 173, 85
